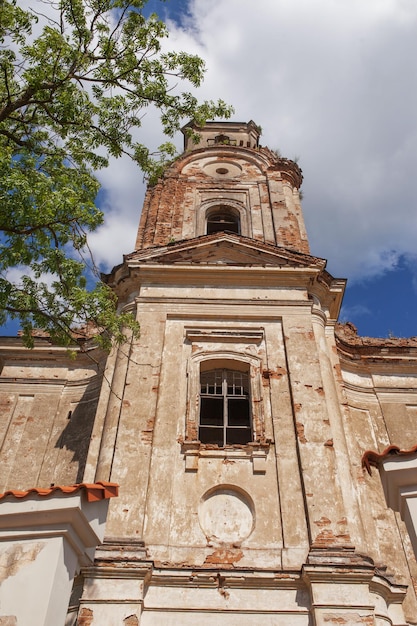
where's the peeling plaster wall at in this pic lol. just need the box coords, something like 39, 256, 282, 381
2, 124, 417, 624
98, 283, 318, 569
80, 270, 414, 622
336, 325, 417, 621
0, 343, 106, 490
135, 146, 307, 254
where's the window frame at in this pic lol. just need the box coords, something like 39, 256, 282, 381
206, 205, 241, 235
181, 337, 270, 472
199, 368, 252, 446
196, 200, 248, 238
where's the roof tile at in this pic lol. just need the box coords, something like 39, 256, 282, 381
362, 445, 417, 475
0, 481, 118, 503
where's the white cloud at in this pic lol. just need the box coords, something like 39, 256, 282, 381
88, 202, 141, 271
72, 0, 417, 285
404, 253, 417, 293
340, 303, 372, 322
4, 265, 56, 291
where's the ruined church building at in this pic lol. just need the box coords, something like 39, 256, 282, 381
1, 121, 417, 625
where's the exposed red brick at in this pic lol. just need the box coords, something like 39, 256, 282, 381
140, 429, 153, 445
204, 548, 244, 566
186, 422, 198, 440
77, 608, 93, 626
132, 140, 308, 254
335, 322, 417, 365
311, 529, 351, 548
296, 422, 307, 443
262, 367, 287, 380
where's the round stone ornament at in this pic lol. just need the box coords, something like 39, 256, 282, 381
199, 486, 254, 543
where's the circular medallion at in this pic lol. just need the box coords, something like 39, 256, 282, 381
203, 160, 242, 178
199, 486, 254, 543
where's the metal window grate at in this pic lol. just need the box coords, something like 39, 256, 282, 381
199, 369, 252, 446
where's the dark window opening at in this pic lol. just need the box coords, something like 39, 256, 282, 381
206, 207, 240, 235
214, 134, 236, 145
207, 134, 237, 146
199, 369, 252, 446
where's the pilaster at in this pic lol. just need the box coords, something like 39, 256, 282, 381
282, 313, 354, 549
78, 541, 151, 625
303, 549, 407, 626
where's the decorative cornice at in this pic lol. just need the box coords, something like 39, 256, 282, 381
0, 337, 107, 363
185, 328, 264, 343
336, 322, 417, 359
124, 232, 323, 267
262, 147, 303, 188
147, 567, 303, 589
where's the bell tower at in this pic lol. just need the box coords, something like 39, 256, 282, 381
77, 121, 413, 625
135, 120, 309, 254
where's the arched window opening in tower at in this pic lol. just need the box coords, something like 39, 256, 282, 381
207, 134, 237, 146
199, 368, 252, 446
206, 206, 241, 235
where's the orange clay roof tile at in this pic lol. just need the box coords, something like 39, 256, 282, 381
362, 444, 417, 475
0, 481, 118, 503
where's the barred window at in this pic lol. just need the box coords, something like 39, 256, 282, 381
199, 369, 252, 446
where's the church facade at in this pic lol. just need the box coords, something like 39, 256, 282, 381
1, 121, 417, 625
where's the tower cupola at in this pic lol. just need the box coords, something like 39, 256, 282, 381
182, 119, 261, 152
135, 120, 308, 254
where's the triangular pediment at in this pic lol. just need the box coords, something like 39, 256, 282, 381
126, 233, 326, 270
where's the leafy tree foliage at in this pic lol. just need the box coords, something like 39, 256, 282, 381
0, 0, 231, 348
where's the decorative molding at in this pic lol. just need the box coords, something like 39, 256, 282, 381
180, 440, 270, 474
185, 328, 264, 344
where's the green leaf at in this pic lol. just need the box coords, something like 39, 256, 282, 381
0, 0, 233, 348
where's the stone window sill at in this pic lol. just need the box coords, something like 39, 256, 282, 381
180, 440, 271, 473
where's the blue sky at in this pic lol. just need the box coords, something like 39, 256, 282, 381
103, 0, 417, 339
2, 0, 417, 340
142, 0, 191, 23
341, 259, 417, 338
